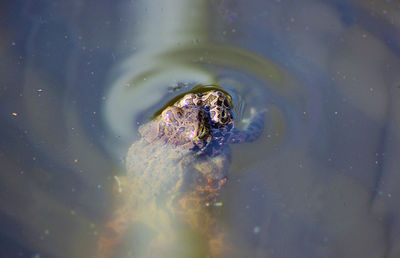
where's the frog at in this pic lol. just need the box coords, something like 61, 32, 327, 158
95, 90, 266, 258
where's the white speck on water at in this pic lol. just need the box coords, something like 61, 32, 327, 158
253, 226, 261, 234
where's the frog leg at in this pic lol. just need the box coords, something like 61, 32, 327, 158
228, 108, 267, 144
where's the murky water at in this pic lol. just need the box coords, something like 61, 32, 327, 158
1, 0, 400, 257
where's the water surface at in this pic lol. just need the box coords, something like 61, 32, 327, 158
1, 0, 400, 257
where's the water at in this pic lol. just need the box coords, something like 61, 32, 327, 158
1, 0, 400, 257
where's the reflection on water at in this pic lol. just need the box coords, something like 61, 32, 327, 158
1, 0, 400, 257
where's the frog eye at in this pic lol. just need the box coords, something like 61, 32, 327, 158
220, 110, 229, 124
216, 97, 223, 106
198, 125, 207, 139
224, 98, 231, 108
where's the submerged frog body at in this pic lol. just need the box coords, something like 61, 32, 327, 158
95, 90, 266, 258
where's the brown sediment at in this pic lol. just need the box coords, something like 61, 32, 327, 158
95, 206, 132, 258
94, 172, 231, 258
173, 183, 231, 257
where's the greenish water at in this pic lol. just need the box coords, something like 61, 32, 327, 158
1, 0, 400, 257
